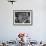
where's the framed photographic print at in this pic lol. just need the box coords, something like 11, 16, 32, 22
13, 10, 33, 25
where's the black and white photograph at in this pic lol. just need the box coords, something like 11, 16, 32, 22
13, 10, 32, 25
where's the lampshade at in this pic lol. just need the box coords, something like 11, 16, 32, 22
8, 0, 16, 4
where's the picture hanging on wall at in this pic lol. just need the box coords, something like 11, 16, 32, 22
13, 10, 33, 25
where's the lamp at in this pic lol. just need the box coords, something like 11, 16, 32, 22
8, 0, 16, 4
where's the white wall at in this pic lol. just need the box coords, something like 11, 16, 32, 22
0, 0, 46, 42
